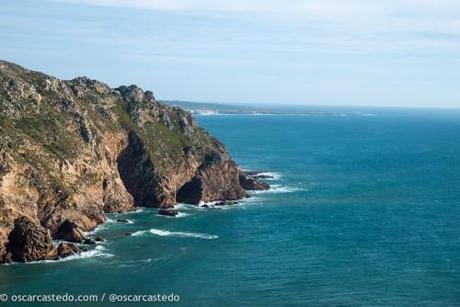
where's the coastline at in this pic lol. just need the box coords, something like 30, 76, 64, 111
0, 61, 270, 264
4, 170, 288, 265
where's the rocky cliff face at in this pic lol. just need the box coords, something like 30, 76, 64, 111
0, 60, 263, 262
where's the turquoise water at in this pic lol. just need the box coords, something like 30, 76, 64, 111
1, 108, 460, 306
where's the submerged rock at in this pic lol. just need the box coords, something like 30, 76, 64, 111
83, 238, 96, 245
158, 209, 179, 217
116, 219, 130, 223
215, 201, 238, 206
94, 236, 106, 242
6, 216, 55, 262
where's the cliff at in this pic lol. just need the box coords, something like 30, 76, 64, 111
0, 60, 265, 262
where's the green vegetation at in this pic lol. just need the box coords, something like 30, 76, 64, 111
111, 103, 136, 131
0, 101, 4, 125
14, 112, 77, 159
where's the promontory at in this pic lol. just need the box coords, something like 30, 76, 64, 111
0, 60, 267, 263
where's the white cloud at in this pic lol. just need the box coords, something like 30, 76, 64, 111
54, 0, 460, 16
44, 0, 460, 60
54, 0, 460, 35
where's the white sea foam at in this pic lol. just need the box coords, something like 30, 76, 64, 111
149, 229, 218, 239
251, 184, 301, 195
22, 245, 114, 265
240, 169, 282, 181
256, 172, 282, 180
198, 200, 221, 208
121, 207, 146, 215
130, 228, 217, 240
197, 201, 236, 210
176, 195, 263, 210
85, 219, 112, 235
176, 202, 221, 209
116, 219, 134, 224
131, 230, 148, 236
155, 211, 190, 218
85, 216, 137, 235
174, 203, 198, 210
85, 217, 118, 235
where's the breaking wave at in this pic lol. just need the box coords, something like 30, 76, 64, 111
251, 184, 302, 194
131, 229, 218, 240
22, 246, 114, 265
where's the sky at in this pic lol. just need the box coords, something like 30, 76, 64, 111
0, 0, 459, 107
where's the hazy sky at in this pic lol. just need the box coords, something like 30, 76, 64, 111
1, 0, 459, 107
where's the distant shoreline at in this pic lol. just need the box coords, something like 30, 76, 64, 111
162, 100, 376, 117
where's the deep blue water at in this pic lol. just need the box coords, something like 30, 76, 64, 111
1, 108, 460, 306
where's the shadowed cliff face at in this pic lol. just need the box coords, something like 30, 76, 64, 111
177, 178, 203, 204
116, 131, 161, 207
0, 60, 257, 261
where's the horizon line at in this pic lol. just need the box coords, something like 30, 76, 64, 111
159, 98, 460, 110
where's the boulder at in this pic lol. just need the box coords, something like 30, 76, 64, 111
83, 238, 96, 245
239, 175, 270, 191
6, 216, 55, 262
1, 252, 13, 264
56, 243, 81, 258
158, 209, 178, 217
55, 220, 86, 243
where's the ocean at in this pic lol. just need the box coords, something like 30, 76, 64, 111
1, 107, 460, 306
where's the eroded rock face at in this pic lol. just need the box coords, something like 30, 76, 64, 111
177, 159, 249, 204
102, 176, 135, 213
0, 60, 268, 262
55, 220, 86, 243
6, 216, 55, 262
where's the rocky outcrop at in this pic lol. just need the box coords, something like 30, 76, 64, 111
0, 60, 268, 262
6, 216, 55, 262
239, 172, 270, 190
55, 220, 86, 243
56, 243, 81, 258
